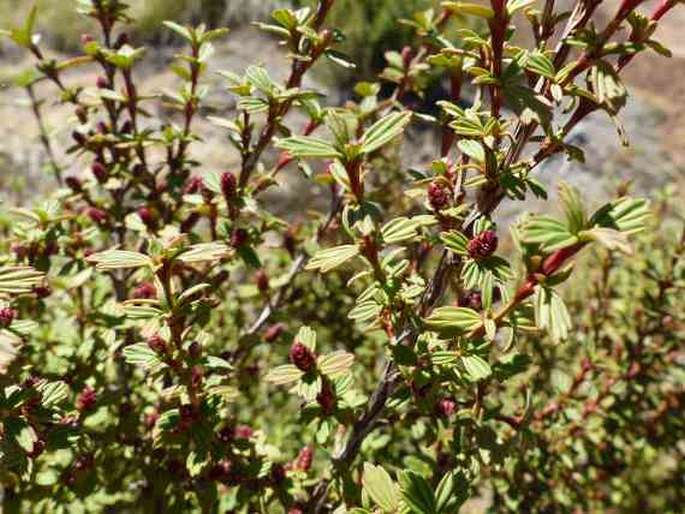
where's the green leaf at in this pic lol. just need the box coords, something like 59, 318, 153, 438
425, 307, 481, 337
534, 287, 571, 342
461, 355, 492, 382
362, 463, 399, 513
0, 266, 44, 294
86, 250, 152, 270
265, 365, 303, 385
523, 215, 578, 252
440, 231, 469, 255
442, 1, 494, 19
122, 343, 165, 371
580, 227, 632, 254
558, 182, 586, 233
296, 325, 317, 351
306, 245, 360, 273
276, 136, 342, 159
590, 196, 650, 235
381, 217, 421, 244
38, 381, 68, 407
245, 65, 275, 94
163, 21, 193, 42
399, 470, 436, 514
361, 111, 412, 154
318, 351, 354, 378
177, 242, 231, 263
525, 52, 556, 79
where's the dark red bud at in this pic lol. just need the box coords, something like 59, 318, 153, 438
96, 76, 108, 89
462, 290, 482, 310
230, 228, 249, 249
182, 176, 204, 195
85, 207, 108, 225
65, 176, 82, 193
220, 171, 237, 201
71, 130, 87, 146
289, 342, 316, 373
132, 282, 157, 299
427, 181, 450, 211
234, 425, 252, 439
81, 34, 93, 46
91, 160, 108, 183
270, 463, 287, 484
436, 398, 457, 418
263, 323, 285, 343
76, 386, 97, 412
138, 206, 157, 229
295, 446, 313, 472
467, 230, 498, 260
33, 286, 51, 299
188, 341, 202, 359
0, 307, 17, 328
28, 439, 46, 459
317, 379, 336, 415
255, 270, 269, 293
147, 334, 167, 353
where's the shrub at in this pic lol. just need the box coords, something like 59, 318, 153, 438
0, 0, 683, 512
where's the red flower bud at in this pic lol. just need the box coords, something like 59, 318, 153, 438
467, 230, 498, 260
65, 176, 83, 193
27, 439, 45, 459
255, 270, 269, 293
289, 342, 316, 373
96, 76, 108, 89
76, 386, 97, 412
85, 206, 108, 225
220, 171, 237, 201
263, 323, 285, 343
317, 379, 336, 415
182, 176, 204, 195
270, 463, 287, 484
147, 334, 167, 354
138, 206, 157, 230
462, 290, 482, 310
295, 446, 313, 471
0, 307, 17, 328
234, 425, 252, 439
427, 181, 450, 211
436, 398, 457, 418
132, 282, 157, 299
230, 228, 249, 249
33, 286, 51, 299
81, 34, 93, 46
91, 160, 108, 183
188, 341, 202, 359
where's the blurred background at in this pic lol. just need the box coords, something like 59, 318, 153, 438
0, 0, 683, 208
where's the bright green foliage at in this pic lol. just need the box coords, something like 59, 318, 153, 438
0, 0, 683, 513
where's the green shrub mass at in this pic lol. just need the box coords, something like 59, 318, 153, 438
0, 1, 683, 513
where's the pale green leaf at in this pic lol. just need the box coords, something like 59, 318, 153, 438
363, 463, 399, 513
